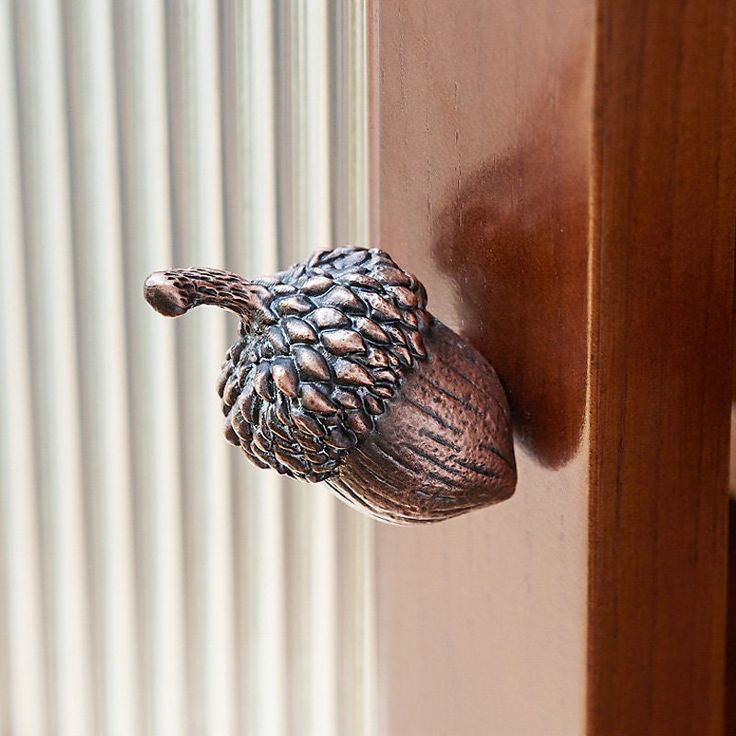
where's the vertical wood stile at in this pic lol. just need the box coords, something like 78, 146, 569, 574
61, 1, 139, 733
219, 2, 287, 735
164, 2, 236, 735
0, 1, 48, 732
589, 2, 735, 732
113, 1, 187, 735
368, 2, 592, 733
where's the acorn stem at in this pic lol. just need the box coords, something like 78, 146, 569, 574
144, 267, 269, 322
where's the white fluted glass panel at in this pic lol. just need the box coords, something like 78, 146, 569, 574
0, 2, 375, 735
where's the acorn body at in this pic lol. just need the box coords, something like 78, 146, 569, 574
331, 321, 514, 523
145, 247, 516, 525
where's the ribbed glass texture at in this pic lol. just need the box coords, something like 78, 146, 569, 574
0, 2, 374, 734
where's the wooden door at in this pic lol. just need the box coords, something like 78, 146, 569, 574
367, 1, 735, 734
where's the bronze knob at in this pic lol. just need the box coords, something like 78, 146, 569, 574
144, 247, 516, 524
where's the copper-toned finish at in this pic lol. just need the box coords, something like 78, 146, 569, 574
144, 247, 516, 524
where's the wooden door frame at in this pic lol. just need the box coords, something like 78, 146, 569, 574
367, 1, 735, 734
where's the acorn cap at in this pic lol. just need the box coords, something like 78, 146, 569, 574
144, 249, 430, 478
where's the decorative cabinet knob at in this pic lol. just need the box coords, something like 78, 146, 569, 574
144, 247, 516, 524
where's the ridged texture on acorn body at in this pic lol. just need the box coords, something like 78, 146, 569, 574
329, 321, 516, 524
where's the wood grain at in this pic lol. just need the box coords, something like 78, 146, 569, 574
368, 0, 735, 733
725, 503, 736, 735
589, 1, 735, 733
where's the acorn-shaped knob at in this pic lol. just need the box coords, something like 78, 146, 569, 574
144, 247, 516, 524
